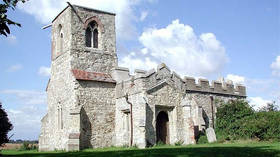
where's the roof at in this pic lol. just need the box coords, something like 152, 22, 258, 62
52, 3, 116, 23
72, 4, 116, 16
72, 69, 116, 83
52, 5, 69, 23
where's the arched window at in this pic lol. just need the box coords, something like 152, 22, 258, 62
85, 21, 98, 48
57, 24, 63, 53
93, 29, 98, 48
85, 27, 92, 47
60, 33, 63, 52
57, 105, 63, 130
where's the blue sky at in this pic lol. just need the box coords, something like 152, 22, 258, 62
0, 0, 279, 140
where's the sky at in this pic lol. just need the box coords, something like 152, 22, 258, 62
0, 0, 279, 140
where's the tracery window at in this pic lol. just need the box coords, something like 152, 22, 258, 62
85, 21, 98, 48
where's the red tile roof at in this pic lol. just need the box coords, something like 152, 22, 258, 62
72, 69, 116, 83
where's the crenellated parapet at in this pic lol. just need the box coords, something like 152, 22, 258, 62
113, 63, 246, 97
183, 77, 246, 97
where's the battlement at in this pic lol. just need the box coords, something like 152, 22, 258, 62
113, 63, 246, 97
183, 77, 246, 96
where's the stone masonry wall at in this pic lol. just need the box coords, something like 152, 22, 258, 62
70, 5, 117, 74
39, 114, 49, 151
51, 7, 72, 61
186, 93, 238, 128
40, 7, 80, 151
147, 84, 185, 145
77, 81, 116, 149
41, 50, 79, 151
115, 77, 148, 148
115, 97, 131, 147
113, 63, 246, 147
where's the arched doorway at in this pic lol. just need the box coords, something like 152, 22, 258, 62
156, 111, 169, 144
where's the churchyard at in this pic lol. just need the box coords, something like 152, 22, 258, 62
1, 141, 280, 157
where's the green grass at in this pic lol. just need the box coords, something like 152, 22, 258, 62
1, 142, 280, 157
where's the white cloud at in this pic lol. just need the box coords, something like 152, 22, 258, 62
141, 48, 148, 55
119, 52, 158, 72
1, 89, 47, 140
245, 78, 278, 95
120, 19, 228, 77
18, 0, 150, 40
38, 66, 51, 77
6, 35, 17, 44
249, 97, 272, 111
7, 105, 46, 140
226, 74, 245, 85
6, 64, 23, 72
130, 52, 136, 56
18, 0, 64, 24
0, 90, 46, 105
140, 11, 148, 21
271, 55, 280, 76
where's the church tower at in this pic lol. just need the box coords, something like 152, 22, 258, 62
51, 4, 117, 73
39, 4, 117, 151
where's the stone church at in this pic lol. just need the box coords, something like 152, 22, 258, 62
39, 4, 246, 151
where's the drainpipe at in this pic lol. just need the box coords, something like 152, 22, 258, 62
210, 96, 214, 128
125, 93, 133, 146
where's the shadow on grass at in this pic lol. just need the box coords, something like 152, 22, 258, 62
2, 146, 280, 157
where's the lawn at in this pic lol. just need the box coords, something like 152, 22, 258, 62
1, 142, 280, 157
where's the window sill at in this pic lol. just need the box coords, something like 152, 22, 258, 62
85, 47, 100, 51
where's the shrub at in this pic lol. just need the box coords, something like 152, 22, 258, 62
0, 102, 13, 146
197, 135, 208, 144
154, 141, 165, 147
246, 111, 280, 140
121, 144, 129, 148
30, 143, 38, 150
20, 142, 30, 150
19, 142, 38, 151
215, 99, 254, 140
132, 144, 138, 149
215, 99, 280, 141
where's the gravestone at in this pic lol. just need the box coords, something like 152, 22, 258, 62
206, 128, 217, 143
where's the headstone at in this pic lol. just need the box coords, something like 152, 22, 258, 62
206, 128, 217, 143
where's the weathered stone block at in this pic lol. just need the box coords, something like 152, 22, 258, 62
206, 128, 217, 143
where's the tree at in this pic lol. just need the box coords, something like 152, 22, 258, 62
215, 99, 254, 140
259, 101, 279, 112
0, 101, 13, 146
216, 99, 280, 141
0, 0, 26, 37
266, 101, 278, 111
